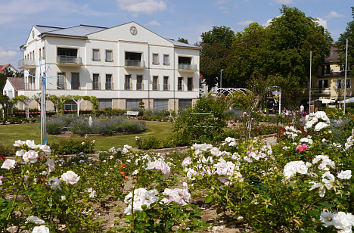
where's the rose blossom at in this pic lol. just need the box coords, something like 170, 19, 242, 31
60, 171, 80, 185
23, 150, 39, 164
296, 144, 307, 152
25, 140, 38, 149
0, 176, 3, 185
1, 159, 16, 170
337, 170, 352, 180
16, 150, 25, 157
32, 225, 49, 233
13, 140, 25, 147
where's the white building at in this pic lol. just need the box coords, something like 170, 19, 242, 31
18, 22, 200, 111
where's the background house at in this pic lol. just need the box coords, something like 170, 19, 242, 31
3, 77, 24, 98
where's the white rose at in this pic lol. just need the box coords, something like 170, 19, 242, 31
26, 216, 45, 225
23, 150, 38, 164
25, 140, 38, 149
60, 171, 80, 185
314, 122, 329, 131
16, 150, 25, 157
32, 225, 49, 233
337, 170, 352, 180
1, 159, 16, 170
39, 145, 51, 155
13, 140, 25, 147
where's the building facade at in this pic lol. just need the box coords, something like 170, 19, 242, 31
312, 47, 353, 106
18, 22, 200, 111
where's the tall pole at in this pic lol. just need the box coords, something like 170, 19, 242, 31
344, 39, 348, 114
39, 59, 47, 145
309, 51, 312, 113
220, 69, 223, 89
279, 89, 281, 115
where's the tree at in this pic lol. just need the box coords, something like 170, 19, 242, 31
0, 67, 16, 91
177, 38, 189, 44
336, 7, 354, 75
13, 95, 32, 119
200, 26, 235, 89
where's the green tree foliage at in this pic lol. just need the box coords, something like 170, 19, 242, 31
173, 95, 228, 145
0, 67, 17, 91
177, 38, 189, 44
336, 7, 354, 75
200, 26, 235, 89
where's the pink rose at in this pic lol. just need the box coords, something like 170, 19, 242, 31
81, 142, 85, 145
296, 144, 307, 152
23, 150, 38, 163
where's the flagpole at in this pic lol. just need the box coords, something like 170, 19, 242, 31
309, 51, 312, 113
344, 39, 348, 114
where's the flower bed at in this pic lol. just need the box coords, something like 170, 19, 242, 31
0, 111, 353, 232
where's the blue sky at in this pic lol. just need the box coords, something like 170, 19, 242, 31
0, 0, 353, 67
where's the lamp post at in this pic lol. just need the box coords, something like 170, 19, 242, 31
309, 51, 312, 113
344, 39, 348, 114
220, 69, 224, 89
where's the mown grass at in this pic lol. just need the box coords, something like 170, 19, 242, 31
0, 121, 173, 150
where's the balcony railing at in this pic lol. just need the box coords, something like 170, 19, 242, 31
57, 56, 82, 65
18, 59, 36, 68
312, 88, 331, 96
178, 64, 197, 71
125, 60, 145, 68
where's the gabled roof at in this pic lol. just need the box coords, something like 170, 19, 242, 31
40, 24, 107, 38
0, 64, 18, 73
34, 25, 65, 34
0, 64, 10, 73
7, 77, 24, 90
325, 46, 340, 63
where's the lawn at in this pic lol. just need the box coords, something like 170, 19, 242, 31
0, 121, 173, 150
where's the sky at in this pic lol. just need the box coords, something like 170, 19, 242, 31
0, 0, 353, 68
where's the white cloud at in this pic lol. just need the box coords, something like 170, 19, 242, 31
0, 47, 18, 65
316, 18, 327, 29
0, 0, 108, 24
117, 0, 167, 14
326, 11, 344, 19
148, 20, 161, 26
237, 20, 254, 26
274, 0, 293, 4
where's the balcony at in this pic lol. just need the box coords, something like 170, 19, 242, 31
57, 56, 82, 66
312, 88, 331, 96
178, 64, 197, 72
124, 60, 145, 69
18, 59, 36, 69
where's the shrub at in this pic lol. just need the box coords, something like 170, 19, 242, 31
173, 95, 228, 145
46, 118, 65, 135
0, 144, 14, 157
135, 136, 162, 149
50, 139, 95, 155
70, 119, 91, 136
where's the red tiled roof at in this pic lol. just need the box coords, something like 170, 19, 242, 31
7, 77, 24, 90
0, 64, 10, 73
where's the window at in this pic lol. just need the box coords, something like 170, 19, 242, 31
318, 79, 328, 89
105, 50, 113, 62
178, 77, 183, 91
57, 73, 65, 89
346, 79, 351, 89
154, 99, 168, 111
42, 47, 45, 59
187, 77, 193, 91
64, 100, 77, 111
125, 75, 131, 90
93, 74, 100, 90
126, 99, 142, 110
152, 53, 159, 65
179, 99, 192, 110
98, 99, 112, 109
163, 76, 169, 91
137, 75, 143, 90
39, 48, 41, 59
92, 49, 100, 61
152, 76, 158, 90
337, 79, 342, 89
163, 54, 169, 65
105, 74, 112, 90
71, 73, 80, 90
